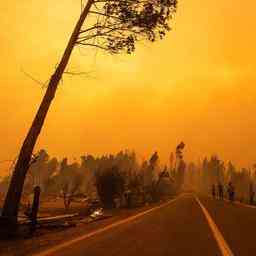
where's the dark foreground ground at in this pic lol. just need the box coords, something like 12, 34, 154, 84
200, 196, 256, 256
2, 194, 256, 256
0, 200, 172, 256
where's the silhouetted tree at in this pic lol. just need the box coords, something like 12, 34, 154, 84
226, 161, 236, 183
175, 159, 186, 191
143, 152, 159, 187
25, 150, 58, 193
95, 166, 125, 208
2, 0, 177, 224
157, 166, 175, 196
184, 162, 197, 190
169, 152, 174, 176
173, 142, 186, 191
58, 158, 83, 210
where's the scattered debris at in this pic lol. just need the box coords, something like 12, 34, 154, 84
19, 213, 78, 225
90, 208, 104, 219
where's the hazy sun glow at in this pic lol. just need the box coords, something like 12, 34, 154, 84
1, 0, 256, 175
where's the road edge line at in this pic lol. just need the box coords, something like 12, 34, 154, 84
194, 196, 234, 256
207, 194, 256, 209
34, 196, 181, 256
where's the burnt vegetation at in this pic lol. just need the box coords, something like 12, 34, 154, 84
0, 150, 177, 212
2, 0, 178, 222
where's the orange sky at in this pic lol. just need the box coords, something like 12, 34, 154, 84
1, 0, 256, 175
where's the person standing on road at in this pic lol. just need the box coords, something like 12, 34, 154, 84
249, 183, 255, 205
212, 184, 216, 199
218, 183, 224, 200
227, 182, 235, 202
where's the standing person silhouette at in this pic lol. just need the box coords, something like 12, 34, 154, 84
227, 182, 235, 202
218, 182, 224, 200
249, 183, 255, 205
212, 184, 216, 199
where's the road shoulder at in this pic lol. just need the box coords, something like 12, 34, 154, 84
0, 198, 176, 256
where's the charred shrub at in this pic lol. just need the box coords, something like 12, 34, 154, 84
95, 166, 125, 209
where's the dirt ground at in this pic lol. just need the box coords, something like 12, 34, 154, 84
38, 198, 88, 216
0, 199, 169, 256
0, 196, 88, 217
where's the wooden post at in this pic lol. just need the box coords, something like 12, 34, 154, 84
29, 186, 41, 234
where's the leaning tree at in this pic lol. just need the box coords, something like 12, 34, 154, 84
2, 0, 177, 225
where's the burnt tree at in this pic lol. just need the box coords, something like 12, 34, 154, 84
2, 0, 177, 226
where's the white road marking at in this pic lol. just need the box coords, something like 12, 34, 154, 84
208, 194, 256, 210
223, 198, 256, 209
195, 196, 234, 256
34, 196, 181, 256
235, 201, 256, 209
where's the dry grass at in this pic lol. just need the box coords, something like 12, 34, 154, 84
38, 198, 88, 217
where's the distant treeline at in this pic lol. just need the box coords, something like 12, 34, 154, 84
1, 150, 255, 206
184, 156, 256, 201
0, 149, 178, 209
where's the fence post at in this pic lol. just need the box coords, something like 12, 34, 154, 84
30, 186, 41, 234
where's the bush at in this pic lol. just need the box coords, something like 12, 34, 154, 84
95, 166, 125, 209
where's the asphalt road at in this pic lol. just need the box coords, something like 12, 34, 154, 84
200, 196, 256, 256
36, 194, 256, 256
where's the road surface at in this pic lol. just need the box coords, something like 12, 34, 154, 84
36, 194, 256, 256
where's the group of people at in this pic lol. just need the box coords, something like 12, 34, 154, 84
211, 182, 236, 202
211, 182, 255, 204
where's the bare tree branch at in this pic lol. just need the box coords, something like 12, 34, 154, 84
64, 70, 92, 76
76, 42, 110, 51
20, 68, 48, 88
89, 11, 121, 20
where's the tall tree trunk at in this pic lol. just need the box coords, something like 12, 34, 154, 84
1, 0, 94, 223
